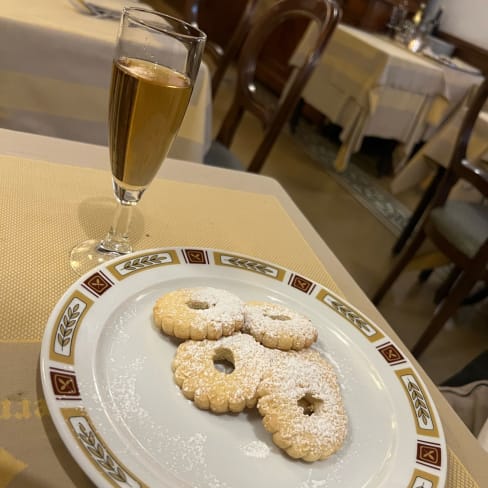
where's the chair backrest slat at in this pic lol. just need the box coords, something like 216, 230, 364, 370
182, 0, 260, 96
448, 79, 488, 197
215, 0, 341, 173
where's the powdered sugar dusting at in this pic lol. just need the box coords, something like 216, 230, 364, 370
240, 440, 271, 459
299, 454, 347, 487
108, 356, 149, 421
299, 472, 330, 488
257, 348, 348, 460
173, 334, 269, 412
188, 287, 244, 329
104, 354, 231, 488
154, 287, 244, 339
88, 286, 350, 486
243, 301, 317, 349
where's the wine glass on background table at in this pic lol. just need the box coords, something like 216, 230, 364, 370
70, 7, 206, 275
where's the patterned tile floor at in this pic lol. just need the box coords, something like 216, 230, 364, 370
293, 120, 412, 236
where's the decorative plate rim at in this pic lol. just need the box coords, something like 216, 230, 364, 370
40, 246, 447, 488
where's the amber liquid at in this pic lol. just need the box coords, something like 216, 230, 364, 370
109, 57, 192, 189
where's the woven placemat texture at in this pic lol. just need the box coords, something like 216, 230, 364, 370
448, 449, 480, 488
0, 155, 341, 342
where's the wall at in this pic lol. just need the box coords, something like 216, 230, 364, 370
440, 0, 488, 50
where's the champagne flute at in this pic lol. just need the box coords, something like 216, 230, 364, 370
70, 7, 206, 275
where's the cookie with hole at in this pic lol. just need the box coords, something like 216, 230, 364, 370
153, 287, 244, 340
256, 348, 348, 462
242, 301, 318, 350
172, 333, 270, 413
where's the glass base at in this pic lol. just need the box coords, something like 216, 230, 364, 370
70, 239, 131, 276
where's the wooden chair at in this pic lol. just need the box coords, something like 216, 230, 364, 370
182, 0, 259, 96
392, 86, 484, 256
372, 79, 488, 358
204, 0, 342, 173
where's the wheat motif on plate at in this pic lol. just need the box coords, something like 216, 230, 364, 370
329, 298, 371, 334
122, 254, 166, 271
78, 422, 128, 484
227, 257, 274, 275
407, 379, 431, 426
57, 304, 80, 349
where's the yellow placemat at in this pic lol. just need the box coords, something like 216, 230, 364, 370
0, 155, 342, 342
448, 449, 480, 488
0, 155, 481, 488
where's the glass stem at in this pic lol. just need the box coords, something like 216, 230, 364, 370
98, 200, 133, 255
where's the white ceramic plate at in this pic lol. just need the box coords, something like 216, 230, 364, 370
40, 247, 447, 488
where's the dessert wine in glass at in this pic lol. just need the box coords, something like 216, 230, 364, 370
70, 7, 206, 274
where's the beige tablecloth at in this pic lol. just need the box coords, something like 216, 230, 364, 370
290, 23, 484, 172
0, 0, 212, 163
0, 132, 486, 487
391, 108, 488, 195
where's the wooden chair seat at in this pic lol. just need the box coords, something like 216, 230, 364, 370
430, 201, 488, 259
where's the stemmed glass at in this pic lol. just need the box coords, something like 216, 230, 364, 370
70, 7, 206, 275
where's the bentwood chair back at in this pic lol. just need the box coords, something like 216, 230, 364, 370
372, 79, 488, 358
392, 85, 486, 256
182, 0, 259, 96
204, 0, 341, 173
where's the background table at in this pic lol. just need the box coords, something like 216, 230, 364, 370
391, 106, 488, 196
291, 23, 484, 172
0, 0, 212, 163
0, 129, 486, 487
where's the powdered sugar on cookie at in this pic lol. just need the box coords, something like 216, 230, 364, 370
257, 349, 348, 462
153, 287, 244, 340
155, 287, 348, 463
243, 301, 318, 350
172, 333, 269, 413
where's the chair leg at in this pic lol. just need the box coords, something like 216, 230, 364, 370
434, 266, 461, 305
372, 229, 427, 305
248, 98, 302, 173
418, 268, 433, 283
289, 98, 304, 134
216, 102, 244, 148
247, 121, 284, 173
211, 62, 226, 97
392, 166, 445, 255
462, 283, 488, 305
211, 42, 238, 97
412, 270, 479, 357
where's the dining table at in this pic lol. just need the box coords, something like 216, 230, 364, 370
390, 105, 488, 196
290, 23, 484, 173
0, 0, 212, 163
0, 128, 487, 487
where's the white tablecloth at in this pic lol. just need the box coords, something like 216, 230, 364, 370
291, 23, 484, 172
391, 107, 488, 196
0, 0, 212, 163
